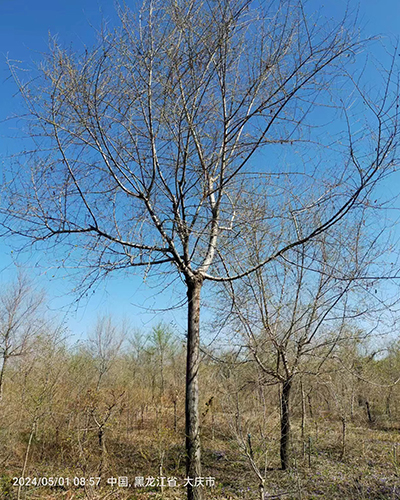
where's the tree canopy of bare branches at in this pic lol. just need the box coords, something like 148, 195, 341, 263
0, 275, 44, 403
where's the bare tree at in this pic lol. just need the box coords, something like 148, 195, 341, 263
0, 275, 44, 402
147, 322, 177, 398
12, 330, 66, 500
86, 315, 126, 473
3, 0, 399, 497
216, 209, 398, 469
88, 315, 125, 390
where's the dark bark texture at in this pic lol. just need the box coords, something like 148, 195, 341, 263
280, 378, 292, 470
185, 277, 203, 500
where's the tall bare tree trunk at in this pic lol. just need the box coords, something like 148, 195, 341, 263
340, 416, 346, 459
0, 355, 8, 403
386, 388, 392, 419
98, 425, 107, 476
300, 378, 306, 440
280, 378, 292, 470
365, 400, 373, 423
186, 277, 203, 500
18, 417, 37, 500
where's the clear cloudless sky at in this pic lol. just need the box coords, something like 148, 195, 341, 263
1, 0, 400, 341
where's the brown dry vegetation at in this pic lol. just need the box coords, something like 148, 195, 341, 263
1, 321, 400, 500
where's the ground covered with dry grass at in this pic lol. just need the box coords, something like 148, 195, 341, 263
1, 326, 399, 500
2, 415, 400, 500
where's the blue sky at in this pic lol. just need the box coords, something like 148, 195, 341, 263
1, 0, 400, 341
0, 0, 190, 342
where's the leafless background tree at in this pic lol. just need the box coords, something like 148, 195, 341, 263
213, 198, 399, 470
0, 274, 45, 402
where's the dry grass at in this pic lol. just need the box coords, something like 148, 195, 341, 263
2, 412, 400, 500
